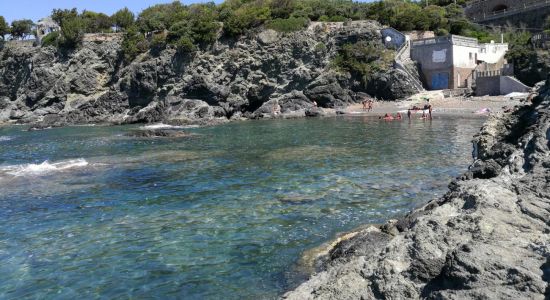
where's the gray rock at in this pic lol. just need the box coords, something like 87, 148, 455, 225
125, 129, 193, 138
0, 20, 420, 127
284, 81, 550, 299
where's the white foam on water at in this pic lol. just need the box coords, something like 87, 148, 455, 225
0, 136, 13, 142
1, 158, 89, 177
140, 124, 185, 130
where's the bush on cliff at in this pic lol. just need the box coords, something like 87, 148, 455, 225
332, 41, 394, 87
0, 16, 9, 41
122, 26, 149, 62
221, 1, 271, 36
266, 17, 309, 32
81, 11, 113, 33
112, 8, 135, 32
58, 16, 85, 49
505, 30, 549, 86
41, 31, 60, 47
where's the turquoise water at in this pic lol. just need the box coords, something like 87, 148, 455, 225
0, 116, 484, 299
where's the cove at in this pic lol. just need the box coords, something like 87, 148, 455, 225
0, 116, 484, 299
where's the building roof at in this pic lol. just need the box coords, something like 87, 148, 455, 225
37, 17, 59, 28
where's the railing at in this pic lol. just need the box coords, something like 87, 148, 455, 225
394, 39, 424, 91
469, 0, 550, 22
532, 32, 550, 49
412, 35, 478, 48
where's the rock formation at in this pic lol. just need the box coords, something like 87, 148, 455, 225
284, 80, 550, 299
0, 21, 420, 127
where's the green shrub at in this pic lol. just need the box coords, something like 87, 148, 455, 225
150, 33, 167, 55
223, 3, 271, 36
122, 26, 149, 62
41, 31, 60, 47
58, 17, 84, 49
266, 17, 308, 32
314, 42, 327, 52
332, 41, 394, 86
175, 36, 196, 53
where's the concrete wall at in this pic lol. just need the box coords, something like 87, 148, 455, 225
381, 28, 406, 50
454, 66, 475, 89
411, 39, 453, 89
412, 36, 480, 90
500, 76, 530, 94
452, 44, 478, 68
478, 43, 508, 64
475, 75, 530, 96
404, 31, 435, 41
476, 76, 501, 96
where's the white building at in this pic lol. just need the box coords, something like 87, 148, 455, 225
411, 35, 508, 90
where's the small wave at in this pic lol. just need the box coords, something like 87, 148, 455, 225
0, 159, 89, 177
140, 124, 186, 130
0, 136, 13, 142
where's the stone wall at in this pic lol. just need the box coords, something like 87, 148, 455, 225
475, 75, 501, 95
475, 74, 530, 96
82, 33, 124, 43
465, 0, 550, 28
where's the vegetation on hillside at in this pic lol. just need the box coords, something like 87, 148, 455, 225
332, 41, 395, 87
0, 1, 496, 55
0, 0, 545, 85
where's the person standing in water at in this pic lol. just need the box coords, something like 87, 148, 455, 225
407, 108, 411, 119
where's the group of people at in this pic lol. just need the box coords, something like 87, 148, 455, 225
407, 99, 433, 120
378, 99, 433, 121
380, 112, 403, 121
361, 98, 374, 112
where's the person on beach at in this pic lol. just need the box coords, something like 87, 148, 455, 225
407, 109, 412, 119
312, 100, 318, 107
396, 112, 402, 120
367, 99, 373, 112
362, 99, 367, 111
427, 99, 433, 119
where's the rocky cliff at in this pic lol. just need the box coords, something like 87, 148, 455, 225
0, 21, 420, 127
284, 81, 550, 299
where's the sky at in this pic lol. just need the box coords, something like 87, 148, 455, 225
0, 0, 222, 23
1, 0, 375, 23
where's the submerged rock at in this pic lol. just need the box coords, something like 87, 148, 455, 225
125, 129, 194, 138
284, 81, 550, 299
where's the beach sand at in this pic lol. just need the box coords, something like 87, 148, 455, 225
344, 90, 529, 117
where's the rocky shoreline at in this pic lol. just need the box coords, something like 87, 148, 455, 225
284, 80, 550, 299
0, 21, 419, 129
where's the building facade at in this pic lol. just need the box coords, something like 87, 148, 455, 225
36, 17, 60, 43
411, 35, 508, 90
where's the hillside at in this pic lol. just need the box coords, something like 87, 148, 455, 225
0, 21, 420, 127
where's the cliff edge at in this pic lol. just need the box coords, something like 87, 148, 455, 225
0, 21, 420, 127
284, 81, 550, 299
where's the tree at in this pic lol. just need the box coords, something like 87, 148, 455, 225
10, 19, 33, 40
52, 8, 78, 27
0, 16, 9, 40
81, 10, 112, 33
112, 7, 135, 32
122, 25, 149, 62
59, 16, 85, 48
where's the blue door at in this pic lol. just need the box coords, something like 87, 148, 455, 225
431, 73, 449, 90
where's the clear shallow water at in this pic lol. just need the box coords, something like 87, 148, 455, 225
0, 116, 484, 299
